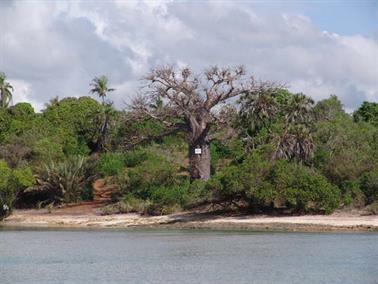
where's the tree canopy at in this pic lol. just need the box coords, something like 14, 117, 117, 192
0, 68, 377, 219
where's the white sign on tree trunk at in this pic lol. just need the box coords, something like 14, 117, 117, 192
194, 148, 202, 154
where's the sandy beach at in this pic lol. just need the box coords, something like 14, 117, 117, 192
2, 203, 378, 232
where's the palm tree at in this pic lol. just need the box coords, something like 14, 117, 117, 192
285, 93, 314, 125
238, 88, 280, 150
275, 93, 315, 163
89, 75, 115, 104
89, 75, 115, 152
0, 72, 13, 108
274, 124, 315, 164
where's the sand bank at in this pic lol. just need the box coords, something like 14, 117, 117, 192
2, 206, 378, 232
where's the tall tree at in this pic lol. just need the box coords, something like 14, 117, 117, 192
89, 75, 115, 104
131, 65, 277, 180
89, 76, 116, 152
0, 72, 13, 108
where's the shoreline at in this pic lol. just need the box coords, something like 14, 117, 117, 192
2, 208, 378, 232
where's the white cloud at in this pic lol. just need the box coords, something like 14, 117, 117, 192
0, 0, 377, 112
10, 79, 44, 112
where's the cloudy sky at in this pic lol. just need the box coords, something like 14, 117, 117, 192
1, 0, 377, 112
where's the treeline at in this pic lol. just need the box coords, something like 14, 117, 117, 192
0, 68, 377, 219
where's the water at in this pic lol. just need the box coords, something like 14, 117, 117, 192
0, 228, 377, 284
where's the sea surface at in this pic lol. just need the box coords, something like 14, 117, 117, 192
0, 228, 377, 284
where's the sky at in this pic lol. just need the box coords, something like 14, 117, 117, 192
0, 0, 377, 112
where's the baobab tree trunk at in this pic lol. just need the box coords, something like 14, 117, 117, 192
188, 136, 211, 181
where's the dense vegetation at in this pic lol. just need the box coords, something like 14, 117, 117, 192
0, 70, 377, 219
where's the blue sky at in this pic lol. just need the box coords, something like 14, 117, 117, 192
302, 0, 377, 37
0, 0, 377, 112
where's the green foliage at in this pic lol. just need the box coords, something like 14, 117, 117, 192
0, 160, 34, 219
0, 72, 13, 108
43, 96, 104, 152
9, 103, 35, 118
341, 181, 365, 207
148, 184, 189, 214
207, 152, 340, 214
127, 152, 178, 199
210, 139, 244, 174
98, 152, 125, 176
0, 108, 10, 142
114, 143, 196, 215
90, 75, 115, 103
269, 161, 340, 213
186, 179, 211, 206
124, 149, 148, 167
313, 113, 378, 186
1, 92, 377, 217
353, 101, 378, 126
360, 169, 378, 204
314, 95, 346, 122
34, 156, 95, 203
238, 89, 315, 163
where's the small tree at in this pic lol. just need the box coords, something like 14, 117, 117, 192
131, 66, 277, 180
353, 101, 378, 127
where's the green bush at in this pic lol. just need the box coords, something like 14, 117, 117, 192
150, 184, 188, 207
118, 148, 195, 215
98, 152, 125, 176
269, 161, 340, 214
124, 149, 147, 167
207, 153, 340, 214
127, 153, 177, 199
34, 156, 95, 203
341, 181, 365, 207
0, 160, 34, 219
360, 169, 378, 204
185, 179, 211, 207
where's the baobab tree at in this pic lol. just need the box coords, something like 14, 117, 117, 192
131, 65, 278, 180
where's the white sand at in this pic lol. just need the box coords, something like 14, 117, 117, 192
3, 209, 378, 231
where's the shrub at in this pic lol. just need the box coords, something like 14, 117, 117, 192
269, 161, 340, 214
150, 184, 188, 207
313, 118, 377, 187
185, 179, 211, 207
360, 169, 378, 204
127, 153, 177, 199
124, 149, 147, 167
341, 181, 365, 207
207, 153, 340, 214
116, 148, 191, 215
0, 160, 34, 219
98, 152, 125, 176
34, 156, 95, 203
123, 193, 151, 213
